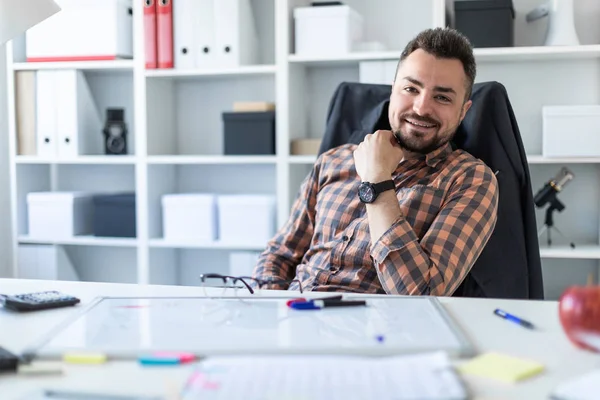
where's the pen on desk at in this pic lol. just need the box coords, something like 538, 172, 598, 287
289, 299, 367, 310
286, 295, 343, 307
313, 300, 367, 308
494, 309, 535, 329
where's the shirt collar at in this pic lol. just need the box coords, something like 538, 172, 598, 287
426, 142, 454, 167
403, 142, 454, 168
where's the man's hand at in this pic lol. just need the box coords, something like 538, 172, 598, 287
353, 130, 404, 182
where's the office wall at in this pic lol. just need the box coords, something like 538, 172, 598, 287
0, 45, 11, 277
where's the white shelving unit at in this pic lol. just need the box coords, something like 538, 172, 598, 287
4, 0, 600, 299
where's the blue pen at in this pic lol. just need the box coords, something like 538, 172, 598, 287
494, 309, 535, 329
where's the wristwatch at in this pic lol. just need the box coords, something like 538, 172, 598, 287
358, 180, 395, 203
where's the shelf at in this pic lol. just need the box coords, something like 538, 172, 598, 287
18, 235, 138, 248
147, 155, 277, 165
474, 45, 600, 62
15, 155, 137, 165
288, 45, 600, 66
288, 51, 401, 66
539, 245, 600, 260
145, 64, 277, 79
289, 155, 317, 164
12, 60, 134, 72
149, 239, 266, 251
527, 155, 600, 164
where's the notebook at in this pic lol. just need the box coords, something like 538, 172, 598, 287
180, 351, 468, 400
550, 370, 600, 400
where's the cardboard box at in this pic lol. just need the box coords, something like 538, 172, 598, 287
233, 102, 276, 112
291, 139, 322, 155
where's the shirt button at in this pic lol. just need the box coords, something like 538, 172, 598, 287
342, 235, 349, 241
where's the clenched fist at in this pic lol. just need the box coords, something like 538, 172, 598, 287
353, 130, 404, 182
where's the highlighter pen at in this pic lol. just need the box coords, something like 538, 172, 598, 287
494, 309, 535, 329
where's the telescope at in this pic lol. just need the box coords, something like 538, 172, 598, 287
534, 167, 575, 247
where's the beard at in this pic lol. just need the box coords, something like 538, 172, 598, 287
393, 113, 459, 155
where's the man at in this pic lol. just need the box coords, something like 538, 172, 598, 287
252, 27, 499, 296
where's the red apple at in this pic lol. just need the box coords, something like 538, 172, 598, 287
558, 285, 600, 353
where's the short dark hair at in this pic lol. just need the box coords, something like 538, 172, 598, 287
395, 27, 476, 101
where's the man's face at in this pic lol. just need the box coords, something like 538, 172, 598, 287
389, 49, 472, 155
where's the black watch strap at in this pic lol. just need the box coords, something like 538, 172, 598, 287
373, 180, 395, 193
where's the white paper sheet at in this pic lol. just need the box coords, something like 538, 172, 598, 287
180, 351, 468, 400
551, 370, 600, 400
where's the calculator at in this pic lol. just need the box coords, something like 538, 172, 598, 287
0, 291, 80, 312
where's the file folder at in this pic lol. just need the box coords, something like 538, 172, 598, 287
56, 70, 103, 158
213, 0, 258, 67
144, 0, 158, 69
173, 0, 215, 69
173, 0, 198, 69
156, 0, 173, 69
15, 71, 37, 156
196, 0, 216, 68
36, 71, 58, 158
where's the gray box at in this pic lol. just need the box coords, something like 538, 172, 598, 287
223, 111, 276, 155
92, 193, 136, 238
454, 0, 515, 48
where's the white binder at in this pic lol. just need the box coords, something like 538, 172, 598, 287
196, 0, 216, 68
174, 0, 216, 69
213, 0, 258, 67
35, 70, 58, 158
56, 70, 102, 158
174, 0, 198, 69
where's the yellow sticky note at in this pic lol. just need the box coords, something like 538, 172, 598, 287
458, 352, 544, 383
63, 352, 107, 364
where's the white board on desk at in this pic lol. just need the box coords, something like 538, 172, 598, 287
23, 296, 475, 360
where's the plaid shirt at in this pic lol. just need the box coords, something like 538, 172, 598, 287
253, 142, 499, 296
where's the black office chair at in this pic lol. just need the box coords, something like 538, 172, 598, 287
317, 81, 544, 300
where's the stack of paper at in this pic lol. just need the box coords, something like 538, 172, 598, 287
179, 351, 467, 400
550, 370, 600, 400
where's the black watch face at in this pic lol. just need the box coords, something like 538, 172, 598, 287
359, 183, 375, 203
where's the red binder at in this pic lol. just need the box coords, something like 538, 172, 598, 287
144, 0, 157, 69
156, 0, 173, 69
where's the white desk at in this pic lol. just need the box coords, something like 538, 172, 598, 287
0, 278, 598, 400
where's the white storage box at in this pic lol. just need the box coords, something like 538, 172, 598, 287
229, 251, 261, 277
543, 105, 600, 157
217, 195, 276, 245
359, 60, 398, 84
162, 194, 218, 242
26, 0, 133, 62
294, 5, 363, 56
27, 192, 94, 240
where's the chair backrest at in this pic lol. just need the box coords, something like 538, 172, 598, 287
318, 81, 544, 299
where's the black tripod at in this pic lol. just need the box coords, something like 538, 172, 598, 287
537, 197, 575, 248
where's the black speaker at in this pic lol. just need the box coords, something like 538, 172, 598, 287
103, 108, 128, 155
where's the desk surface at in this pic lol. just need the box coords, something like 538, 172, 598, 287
0, 278, 598, 400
